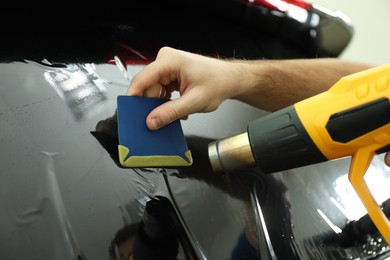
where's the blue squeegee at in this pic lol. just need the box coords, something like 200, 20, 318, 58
117, 95, 193, 167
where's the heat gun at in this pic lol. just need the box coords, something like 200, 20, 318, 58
208, 63, 390, 244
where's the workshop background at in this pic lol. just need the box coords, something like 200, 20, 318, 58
311, 0, 390, 65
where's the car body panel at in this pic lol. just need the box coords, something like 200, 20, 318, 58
1, 2, 390, 259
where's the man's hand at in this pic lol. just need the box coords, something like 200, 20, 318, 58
127, 47, 243, 130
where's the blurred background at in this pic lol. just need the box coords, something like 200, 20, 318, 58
311, 0, 390, 65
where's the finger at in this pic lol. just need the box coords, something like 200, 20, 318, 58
127, 60, 176, 96
127, 65, 158, 96
145, 95, 197, 130
143, 83, 164, 98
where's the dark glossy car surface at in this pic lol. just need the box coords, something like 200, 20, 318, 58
1, 1, 390, 259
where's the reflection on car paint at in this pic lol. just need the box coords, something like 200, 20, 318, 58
250, 183, 277, 260
112, 56, 130, 82
1, 54, 390, 260
2, 151, 85, 260
43, 63, 108, 122
169, 134, 390, 259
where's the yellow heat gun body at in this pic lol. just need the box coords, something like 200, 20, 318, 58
208, 63, 390, 244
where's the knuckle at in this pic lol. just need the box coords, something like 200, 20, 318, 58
157, 46, 172, 57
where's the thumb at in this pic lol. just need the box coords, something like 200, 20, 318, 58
146, 98, 192, 130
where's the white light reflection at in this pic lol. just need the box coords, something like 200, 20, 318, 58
330, 197, 350, 219
60, 71, 89, 92
74, 86, 94, 101
287, 3, 308, 23
365, 163, 390, 205
310, 13, 320, 27
267, 0, 289, 11
310, 29, 317, 38
333, 162, 390, 221
312, 3, 353, 26
317, 209, 342, 234
114, 55, 130, 82
43, 63, 108, 121
261, 0, 309, 23
333, 173, 370, 220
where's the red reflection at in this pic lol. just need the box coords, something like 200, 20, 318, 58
107, 41, 155, 68
242, 0, 311, 11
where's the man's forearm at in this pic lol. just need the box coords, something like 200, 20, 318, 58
232, 58, 374, 111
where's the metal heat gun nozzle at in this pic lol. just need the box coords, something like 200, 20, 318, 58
208, 132, 256, 174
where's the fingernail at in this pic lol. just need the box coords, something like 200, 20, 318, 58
150, 117, 161, 130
